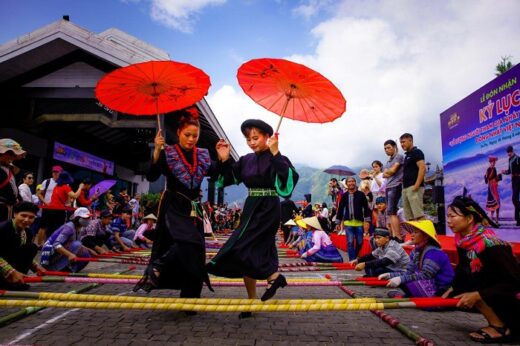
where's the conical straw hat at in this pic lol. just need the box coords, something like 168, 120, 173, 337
284, 219, 297, 226
302, 216, 323, 231
142, 214, 157, 221
401, 220, 441, 247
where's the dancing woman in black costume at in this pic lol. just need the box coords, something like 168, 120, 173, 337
208, 119, 299, 317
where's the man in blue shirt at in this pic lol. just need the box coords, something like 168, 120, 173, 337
111, 209, 136, 250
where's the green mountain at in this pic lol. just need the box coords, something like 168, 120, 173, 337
290, 164, 333, 205
221, 164, 365, 208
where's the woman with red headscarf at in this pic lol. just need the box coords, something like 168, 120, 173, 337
444, 196, 519, 343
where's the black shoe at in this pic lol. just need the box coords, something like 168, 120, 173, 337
238, 312, 252, 319
132, 268, 159, 293
260, 274, 287, 301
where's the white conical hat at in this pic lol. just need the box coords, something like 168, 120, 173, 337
302, 216, 323, 231
284, 219, 297, 226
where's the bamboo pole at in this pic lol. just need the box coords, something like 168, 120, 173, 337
0, 266, 136, 327
0, 299, 457, 312
338, 285, 436, 345
1, 291, 402, 305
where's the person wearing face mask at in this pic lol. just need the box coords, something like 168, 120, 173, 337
207, 119, 299, 316
133, 108, 215, 304
40, 207, 92, 272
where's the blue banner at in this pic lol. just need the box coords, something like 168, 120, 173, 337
440, 64, 520, 241
53, 142, 115, 176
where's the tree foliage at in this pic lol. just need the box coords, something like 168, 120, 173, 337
495, 56, 513, 76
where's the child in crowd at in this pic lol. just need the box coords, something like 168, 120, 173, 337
374, 197, 388, 229
379, 220, 454, 298
350, 228, 409, 277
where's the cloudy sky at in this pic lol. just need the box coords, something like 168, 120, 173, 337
2, 0, 520, 169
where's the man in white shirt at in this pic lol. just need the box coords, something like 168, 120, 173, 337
36, 166, 62, 205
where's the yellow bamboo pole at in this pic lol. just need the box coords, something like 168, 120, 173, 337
1, 291, 381, 305
45, 273, 330, 282
0, 299, 393, 312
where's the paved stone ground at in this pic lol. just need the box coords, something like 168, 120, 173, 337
0, 250, 516, 346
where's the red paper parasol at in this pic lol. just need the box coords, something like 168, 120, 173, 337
95, 60, 210, 131
237, 58, 346, 133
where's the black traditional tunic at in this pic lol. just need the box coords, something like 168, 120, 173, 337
452, 245, 520, 335
207, 150, 298, 279
144, 144, 213, 298
0, 220, 38, 288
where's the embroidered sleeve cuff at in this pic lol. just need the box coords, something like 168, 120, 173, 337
0, 257, 15, 277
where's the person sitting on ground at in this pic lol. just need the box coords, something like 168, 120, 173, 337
40, 207, 92, 272
300, 216, 343, 263
0, 202, 46, 290
288, 219, 308, 250
350, 228, 409, 277
378, 220, 454, 298
442, 196, 519, 343
110, 208, 136, 251
283, 219, 298, 246
80, 209, 113, 254
133, 214, 156, 248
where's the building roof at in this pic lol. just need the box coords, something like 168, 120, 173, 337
0, 19, 170, 82
0, 18, 238, 169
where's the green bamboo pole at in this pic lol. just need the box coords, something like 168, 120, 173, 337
337, 286, 435, 345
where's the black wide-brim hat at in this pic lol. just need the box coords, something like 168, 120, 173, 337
240, 119, 274, 137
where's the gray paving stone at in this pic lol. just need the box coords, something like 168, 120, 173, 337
0, 255, 515, 346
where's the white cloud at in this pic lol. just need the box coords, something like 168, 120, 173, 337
292, 0, 333, 20
208, 0, 520, 169
149, 0, 226, 33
